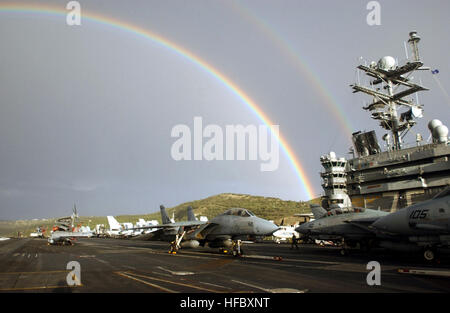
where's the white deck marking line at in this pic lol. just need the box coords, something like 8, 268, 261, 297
199, 281, 232, 290
93, 258, 110, 265
231, 279, 270, 292
237, 259, 402, 278
156, 266, 194, 276
133, 246, 341, 265
125, 271, 220, 293
152, 271, 173, 278
231, 279, 307, 293
115, 272, 176, 293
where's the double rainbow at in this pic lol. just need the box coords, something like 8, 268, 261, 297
0, 2, 316, 199
228, 1, 354, 138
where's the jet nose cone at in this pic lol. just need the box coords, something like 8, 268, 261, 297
258, 219, 279, 235
269, 223, 280, 235
295, 223, 309, 234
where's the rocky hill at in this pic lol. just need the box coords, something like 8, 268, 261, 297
0, 193, 319, 237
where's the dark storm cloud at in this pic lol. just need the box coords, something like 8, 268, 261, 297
0, 0, 448, 219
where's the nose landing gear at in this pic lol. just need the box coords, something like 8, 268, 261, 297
231, 240, 244, 257
169, 230, 186, 254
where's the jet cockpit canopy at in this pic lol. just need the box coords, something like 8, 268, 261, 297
222, 208, 256, 217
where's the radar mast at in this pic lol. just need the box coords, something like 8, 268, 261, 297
350, 31, 430, 150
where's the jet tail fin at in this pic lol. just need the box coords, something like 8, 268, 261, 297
187, 206, 197, 221
160, 205, 171, 224
107, 216, 121, 230
310, 205, 327, 219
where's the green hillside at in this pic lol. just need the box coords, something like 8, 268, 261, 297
0, 193, 320, 237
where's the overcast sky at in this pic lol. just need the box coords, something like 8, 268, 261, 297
0, 0, 448, 219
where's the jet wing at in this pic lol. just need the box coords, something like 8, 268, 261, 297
54, 231, 92, 237
343, 217, 383, 232
167, 221, 207, 229
50, 231, 93, 240
192, 222, 220, 239
133, 220, 206, 230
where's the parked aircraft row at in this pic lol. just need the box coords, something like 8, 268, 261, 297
45, 204, 279, 256
296, 187, 450, 261
131, 205, 278, 255
41, 186, 450, 260
103, 206, 209, 239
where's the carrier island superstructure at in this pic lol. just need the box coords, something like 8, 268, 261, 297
320, 31, 450, 212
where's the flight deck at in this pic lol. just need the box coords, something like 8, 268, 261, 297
0, 238, 449, 293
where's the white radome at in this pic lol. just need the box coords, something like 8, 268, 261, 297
428, 119, 442, 131
377, 56, 396, 71
433, 125, 449, 143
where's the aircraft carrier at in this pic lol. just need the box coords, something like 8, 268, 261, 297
1, 237, 449, 294
321, 31, 450, 212
1, 31, 449, 297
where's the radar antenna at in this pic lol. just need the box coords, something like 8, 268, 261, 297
350, 31, 430, 150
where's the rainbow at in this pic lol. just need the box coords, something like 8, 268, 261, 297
0, 2, 316, 199
228, 1, 355, 138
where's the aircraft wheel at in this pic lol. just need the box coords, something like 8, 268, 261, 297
423, 249, 435, 261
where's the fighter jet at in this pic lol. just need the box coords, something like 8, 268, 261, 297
136, 206, 278, 256
295, 205, 390, 255
48, 229, 93, 245
48, 205, 93, 245
187, 208, 279, 256
132, 205, 207, 243
371, 187, 450, 261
